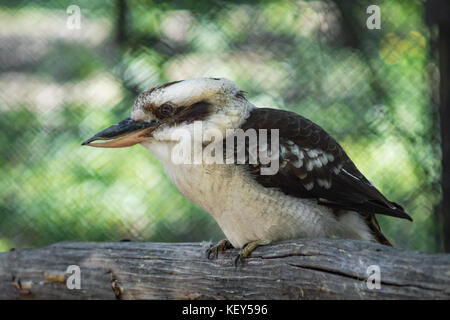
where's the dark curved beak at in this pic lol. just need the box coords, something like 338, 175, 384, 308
81, 118, 160, 148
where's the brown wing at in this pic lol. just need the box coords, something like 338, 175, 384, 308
239, 108, 412, 221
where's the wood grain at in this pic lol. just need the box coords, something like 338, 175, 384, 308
1, 239, 449, 299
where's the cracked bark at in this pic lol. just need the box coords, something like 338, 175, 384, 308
0, 239, 449, 300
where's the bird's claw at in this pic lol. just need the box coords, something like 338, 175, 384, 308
233, 240, 270, 267
234, 253, 244, 266
206, 239, 233, 259
233, 243, 253, 267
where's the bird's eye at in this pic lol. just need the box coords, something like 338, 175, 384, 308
158, 103, 176, 119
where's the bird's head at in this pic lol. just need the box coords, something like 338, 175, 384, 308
82, 77, 252, 148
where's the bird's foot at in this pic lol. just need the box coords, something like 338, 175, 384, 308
234, 239, 270, 266
206, 239, 233, 259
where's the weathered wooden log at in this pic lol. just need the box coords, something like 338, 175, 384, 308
0, 239, 449, 299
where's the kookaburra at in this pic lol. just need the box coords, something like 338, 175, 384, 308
82, 77, 412, 261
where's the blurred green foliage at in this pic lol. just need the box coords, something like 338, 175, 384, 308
0, 0, 441, 252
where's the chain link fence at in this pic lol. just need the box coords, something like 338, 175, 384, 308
0, 0, 442, 252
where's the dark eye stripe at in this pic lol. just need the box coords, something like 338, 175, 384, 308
168, 101, 212, 125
